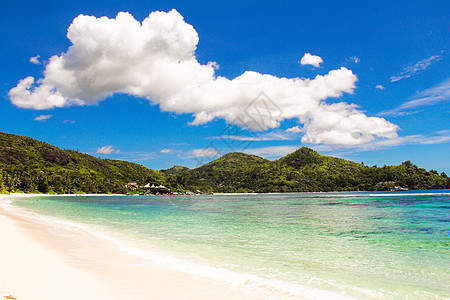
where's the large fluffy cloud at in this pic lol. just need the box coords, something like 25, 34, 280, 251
9, 9, 399, 145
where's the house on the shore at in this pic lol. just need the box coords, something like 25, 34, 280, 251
141, 184, 167, 190
125, 182, 170, 194
125, 182, 138, 190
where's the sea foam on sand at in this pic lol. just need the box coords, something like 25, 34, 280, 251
0, 195, 284, 300
0, 197, 114, 299
1, 194, 361, 300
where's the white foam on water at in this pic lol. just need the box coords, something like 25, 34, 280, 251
367, 192, 450, 197
1, 198, 371, 300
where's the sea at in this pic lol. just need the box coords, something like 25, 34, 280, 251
4, 191, 450, 299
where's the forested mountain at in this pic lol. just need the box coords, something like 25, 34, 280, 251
163, 147, 449, 193
0, 132, 167, 194
1, 131, 448, 194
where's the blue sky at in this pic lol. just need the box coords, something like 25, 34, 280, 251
1, 0, 449, 173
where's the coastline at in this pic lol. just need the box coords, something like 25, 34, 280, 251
3, 192, 447, 299
0, 194, 115, 300
0, 194, 296, 300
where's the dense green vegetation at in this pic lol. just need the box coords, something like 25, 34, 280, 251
0, 132, 169, 194
163, 147, 449, 193
1, 131, 448, 194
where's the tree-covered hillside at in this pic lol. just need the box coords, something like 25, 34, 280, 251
163, 147, 449, 193
1, 131, 448, 194
164, 152, 270, 193
0, 132, 168, 194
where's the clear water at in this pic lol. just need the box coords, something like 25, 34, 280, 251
10, 191, 450, 299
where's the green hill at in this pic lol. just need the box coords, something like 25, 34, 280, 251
0, 132, 167, 194
165, 152, 270, 193
1, 131, 448, 194
164, 147, 449, 193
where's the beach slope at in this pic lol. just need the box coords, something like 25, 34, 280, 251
0, 195, 270, 300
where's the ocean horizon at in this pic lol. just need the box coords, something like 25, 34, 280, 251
5, 190, 450, 299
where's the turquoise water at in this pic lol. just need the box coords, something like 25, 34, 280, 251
10, 191, 450, 299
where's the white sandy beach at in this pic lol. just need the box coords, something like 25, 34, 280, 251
0, 194, 288, 300
0, 195, 115, 300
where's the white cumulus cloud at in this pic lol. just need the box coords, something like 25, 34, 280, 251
300, 53, 323, 67
8, 10, 398, 146
96, 145, 117, 154
375, 85, 385, 90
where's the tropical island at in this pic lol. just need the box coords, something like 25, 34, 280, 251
1, 131, 448, 195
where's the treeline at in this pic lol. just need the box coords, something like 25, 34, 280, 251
1, 132, 449, 194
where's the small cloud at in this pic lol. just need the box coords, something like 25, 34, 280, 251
191, 147, 221, 158
63, 120, 76, 124
391, 55, 441, 82
375, 85, 385, 90
96, 145, 117, 155
349, 56, 360, 64
300, 53, 323, 67
160, 148, 183, 155
34, 114, 53, 121
161, 148, 174, 154
285, 126, 303, 134
30, 55, 41, 65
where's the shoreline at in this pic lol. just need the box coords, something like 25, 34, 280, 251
0, 195, 116, 300
0, 194, 300, 300
4, 188, 449, 198
3, 193, 447, 299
